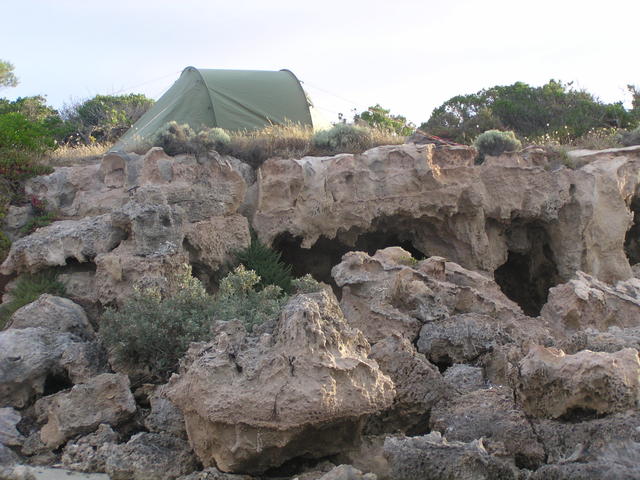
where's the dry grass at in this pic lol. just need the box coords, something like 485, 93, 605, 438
44, 142, 113, 167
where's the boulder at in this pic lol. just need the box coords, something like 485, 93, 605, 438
560, 326, 640, 354
103, 433, 198, 480
6, 295, 94, 340
176, 468, 253, 480
0, 408, 24, 447
430, 386, 545, 469
167, 291, 395, 473
0, 215, 126, 275
35, 373, 136, 448
442, 364, 485, 394
144, 386, 186, 439
383, 432, 520, 480
317, 465, 377, 480
517, 346, 640, 418
368, 333, 449, 433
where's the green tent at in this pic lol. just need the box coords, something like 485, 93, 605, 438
114, 67, 323, 152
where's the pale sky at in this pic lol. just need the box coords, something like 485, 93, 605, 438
2, 0, 639, 125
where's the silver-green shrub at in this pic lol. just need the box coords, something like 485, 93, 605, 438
474, 129, 522, 158
291, 274, 324, 294
621, 126, 640, 147
312, 123, 373, 153
155, 121, 230, 156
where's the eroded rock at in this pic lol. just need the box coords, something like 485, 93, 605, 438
167, 291, 395, 473
517, 346, 640, 418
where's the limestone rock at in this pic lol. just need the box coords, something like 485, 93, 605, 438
368, 333, 449, 433
541, 271, 640, 338
103, 433, 198, 480
430, 386, 545, 469
1, 205, 34, 242
35, 373, 136, 448
7, 295, 94, 340
517, 346, 640, 418
331, 248, 528, 344
317, 465, 377, 480
61, 424, 119, 472
560, 326, 640, 354
176, 468, 253, 480
144, 386, 186, 439
383, 432, 520, 480
0, 408, 24, 447
0, 215, 125, 275
167, 291, 395, 473
0, 444, 19, 467
183, 215, 251, 276
442, 364, 485, 394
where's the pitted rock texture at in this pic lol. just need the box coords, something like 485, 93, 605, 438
0, 408, 24, 447
35, 373, 136, 448
254, 144, 640, 284
167, 291, 395, 473
517, 345, 640, 418
61, 424, 119, 473
0, 215, 125, 275
383, 432, 520, 480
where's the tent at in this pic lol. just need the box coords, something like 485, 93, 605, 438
114, 67, 326, 152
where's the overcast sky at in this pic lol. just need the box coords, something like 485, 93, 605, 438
2, 0, 639, 124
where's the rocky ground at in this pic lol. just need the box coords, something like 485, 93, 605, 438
1, 141, 640, 479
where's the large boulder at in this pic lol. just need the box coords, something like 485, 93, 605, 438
517, 346, 640, 418
167, 291, 395, 473
35, 373, 136, 448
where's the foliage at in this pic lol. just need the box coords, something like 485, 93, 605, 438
20, 212, 56, 235
398, 254, 419, 267
620, 126, 640, 147
100, 265, 213, 381
154, 121, 230, 156
0, 270, 66, 329
63, 93, 154, 143
355, 104, 415, 135
234, 233, 293, 293
422, 80, 638, 144
0, 231, 10, 264
213, 265, 286, 332
0, 60, 18, 89
291, 274, 324, 294
312, 123, 373, 153
474, 130, 522, 158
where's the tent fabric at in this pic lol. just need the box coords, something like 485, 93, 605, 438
114, 67, 315, 152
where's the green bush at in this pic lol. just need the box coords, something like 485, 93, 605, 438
234, 233, 293, 293
621, 126, 640, 147
474, 130, 522, 158
0, 270, 66, 329
291, 274, 324, 294
63, 93, 154, 143
0, 231, 10, 264
354, 104, 415, 135
312, 123, 373, 153
154, 121, 230, 156
213, 265, 286, 332
100, 266, 213, 381
20, 212, 56, 235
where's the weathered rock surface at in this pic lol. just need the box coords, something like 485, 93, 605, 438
331, 248, 527, 345
0, 408, 23, 447
442, 364, 485, 394
368, 333, 449, 433
430, 386, 545, 468
144, 386, 186, 439
316, 465, 377, 480
35, 373, 136, 448
517, 346, 640, 418
383, 432, 520, 480
255, 144, 640, 285
103, 433, 198, 480
167, 291, 395, 473
0, 215, 125, 275
61, 424, 119, 473
176, 468, 253, 480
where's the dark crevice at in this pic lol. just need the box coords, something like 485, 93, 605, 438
557, 407, 604, 423
494, 223, 559, 317
43, 370, 73, 396
624, 196, 640, 265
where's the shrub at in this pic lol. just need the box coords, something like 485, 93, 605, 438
0, 231, 10, 264
312, 123, 373, 153
213, 265, 286, 332
474, 129, 522, 158
291, 274, 324, 294
100, 266, 213, 381
154, 121, 230, 156
0, 270, 65, 329
354, 104, 415, 135
234, 233, 293, 293
621, 126, 640, 147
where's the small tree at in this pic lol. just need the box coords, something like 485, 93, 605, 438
474, 129, 522, 159
0, 60, 18, 89
355, 104, 415, 135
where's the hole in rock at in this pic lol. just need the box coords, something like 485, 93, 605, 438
431, 355, 453, 374
272, 231, 426, 291
43, 370, 73, 396
494, 224, 559, 317
624, 196, 640, 265
263, 455, 336, 478
557, 407, 603, 423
